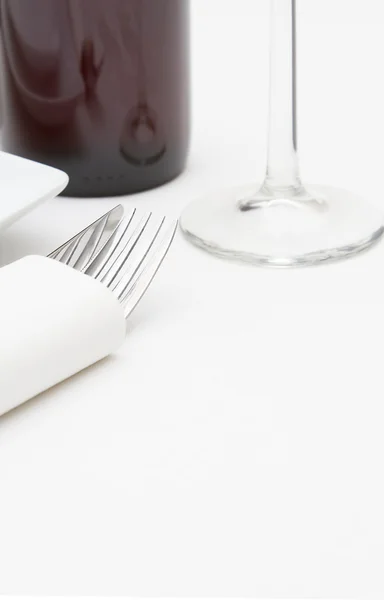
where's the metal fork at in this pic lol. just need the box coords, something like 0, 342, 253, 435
48, 206, 177, 320
47, 204, 124, 270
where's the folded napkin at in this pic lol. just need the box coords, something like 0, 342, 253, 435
0, 255, 126, 416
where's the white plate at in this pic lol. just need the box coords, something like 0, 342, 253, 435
0, 151, 68, 232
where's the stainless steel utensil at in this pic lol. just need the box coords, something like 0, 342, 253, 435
48, 204, 124, 269
0, 205, 176, 413
49, 205, 177, 319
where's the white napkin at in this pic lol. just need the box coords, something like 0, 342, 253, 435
0, 256, 126, 416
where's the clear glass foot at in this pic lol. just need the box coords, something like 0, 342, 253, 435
180, 184, 384, 267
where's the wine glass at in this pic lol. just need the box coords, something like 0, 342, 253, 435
180, 0, 384, 267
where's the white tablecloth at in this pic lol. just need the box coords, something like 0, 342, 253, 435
0, 1, 383, 597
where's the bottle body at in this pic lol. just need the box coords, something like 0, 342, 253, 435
0, 0, 190, 196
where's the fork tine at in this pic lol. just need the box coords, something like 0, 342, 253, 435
110, 216, 166, 293
49, 246, 65, 261
70, 217, 109, 270
48, 205, 124, 267
116, 220, 177, 319
60, 217, 109, 267
83, 209, 137, 278
48, 206, 176, 324
73, 208, 124, 271
97, 212, 152, 287
58, 232, 88, 266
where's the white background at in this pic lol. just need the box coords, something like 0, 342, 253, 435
1, 0, 384, 597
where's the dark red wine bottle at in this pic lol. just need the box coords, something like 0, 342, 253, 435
0, 0, 190, 197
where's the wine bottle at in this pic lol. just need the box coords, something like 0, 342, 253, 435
0, 0, 190, 197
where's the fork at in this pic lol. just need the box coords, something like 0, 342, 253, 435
0, 206, 177, 415
48, 206, 177, 320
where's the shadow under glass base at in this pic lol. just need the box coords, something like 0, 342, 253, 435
180, 184, 384, 267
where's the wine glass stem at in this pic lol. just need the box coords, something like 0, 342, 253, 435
263, 0, 302, 192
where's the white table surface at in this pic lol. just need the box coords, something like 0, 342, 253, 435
1, 0, 384, 597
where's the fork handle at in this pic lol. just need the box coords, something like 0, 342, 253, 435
0, 256, 126, 416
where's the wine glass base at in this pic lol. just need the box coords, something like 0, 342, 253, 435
180, 184, 384, 267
